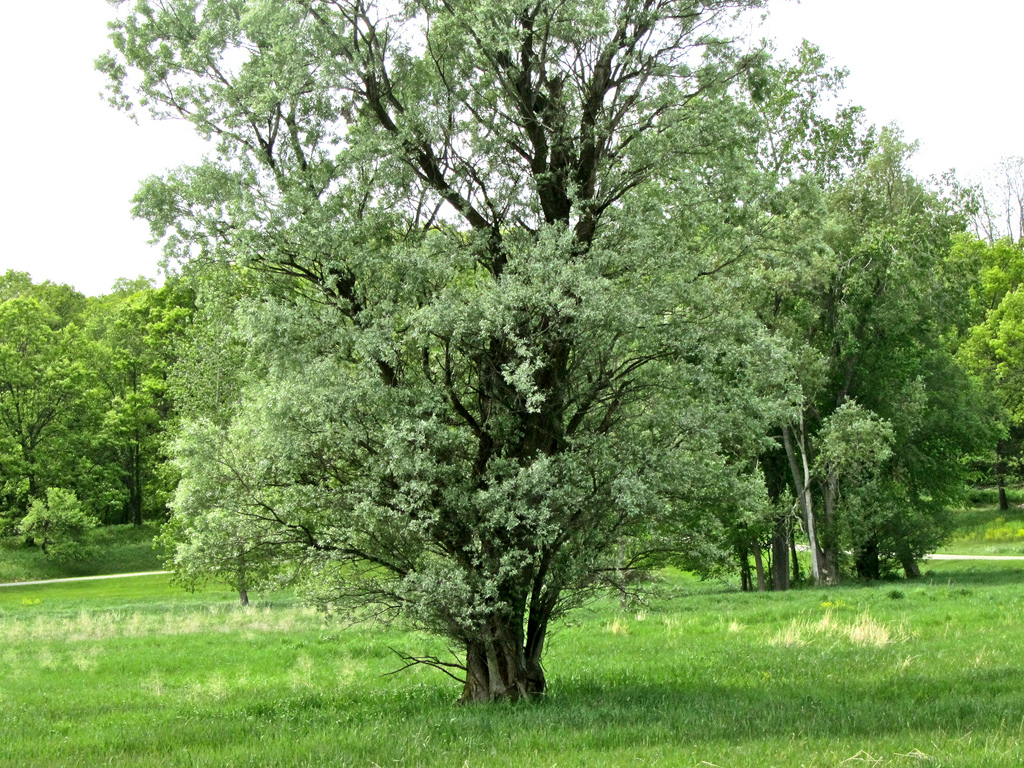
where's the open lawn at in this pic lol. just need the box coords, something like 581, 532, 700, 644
1, 563, 1023, 767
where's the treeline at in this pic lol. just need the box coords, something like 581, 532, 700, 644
0, 273, 193, 535
638, 135, 1024, 590
9, 206, 1020, 582
5, 149, 1023, 589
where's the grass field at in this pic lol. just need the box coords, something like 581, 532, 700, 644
2, 561, 1023, 768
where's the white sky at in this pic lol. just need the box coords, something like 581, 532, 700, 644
0, 0, 1021, 296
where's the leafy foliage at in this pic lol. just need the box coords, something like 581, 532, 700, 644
18, 487, 99, 562
0, 292, 93, 528
759, 130, 995, 582
100, 0, 801, 701
87, 0, 1013, 709
0, 271, 192, 532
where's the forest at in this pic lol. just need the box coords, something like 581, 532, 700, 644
3, 0, 1024, 704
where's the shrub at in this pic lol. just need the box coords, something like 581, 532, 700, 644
18, 488, 99, 563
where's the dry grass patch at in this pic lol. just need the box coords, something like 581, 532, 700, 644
769, 610, 910, 648
606, 617, 629, 635
289, 653, 317, 690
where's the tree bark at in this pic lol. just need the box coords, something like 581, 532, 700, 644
617, 540, 629, 610
739, 549, 752, 592
900, 554, 921, 579
771, 516, 790, 591
125, 440, 144, 526
752, 545, 766, 592
460, 621, 546, 704
782, 422, 825, 585
820, 472, 840, 584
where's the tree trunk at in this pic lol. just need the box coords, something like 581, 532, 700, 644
460, 621, 546, 704
854, 537, 880, 580
238, 587, 249, 606
820, 473, 840, 584
737, 544, 752, 592
617, 540, 628, 611
782, 422, 825, 585
900, 554, 921, 579
752, 545, 766, 592
771, 516, 790, 591
132, 440, 144, 526
790, 531, 801, 584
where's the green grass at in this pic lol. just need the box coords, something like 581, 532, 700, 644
941, 502, 1024, 556
2, 565, 1024, 767
0, 522, 165, 583
0, 572, 247, 611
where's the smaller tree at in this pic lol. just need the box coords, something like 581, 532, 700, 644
19, 488, 99, 562
767, 130, 991, 584
160, 418, 286, 606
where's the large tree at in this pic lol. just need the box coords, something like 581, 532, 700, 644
102, 0, 784, 701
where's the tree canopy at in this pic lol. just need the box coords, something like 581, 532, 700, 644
101, 0, 802, 702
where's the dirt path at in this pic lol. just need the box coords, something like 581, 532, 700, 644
0, 571, 169, 588
924, 554, 1024, 561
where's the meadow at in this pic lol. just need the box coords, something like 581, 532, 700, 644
1, 507, 1023, 767
1, 561, 1022, 767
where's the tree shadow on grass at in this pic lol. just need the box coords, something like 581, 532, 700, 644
919, 562, 1024, 588
396, 665, 1024, 756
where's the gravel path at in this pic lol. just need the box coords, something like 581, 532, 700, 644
0, 571, 169, 588
2, 555, 1022, 589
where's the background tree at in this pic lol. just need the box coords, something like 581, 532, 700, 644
731, 39, 872, 589
0, 272, 190, 533
958, 235, 1024, 509
970, 156, 1024, 244
102, 0, 787, 701
765, 130, 993, 583
0, 297, 95, 531
86, 278, 195, 524
0, 270, 88, 329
